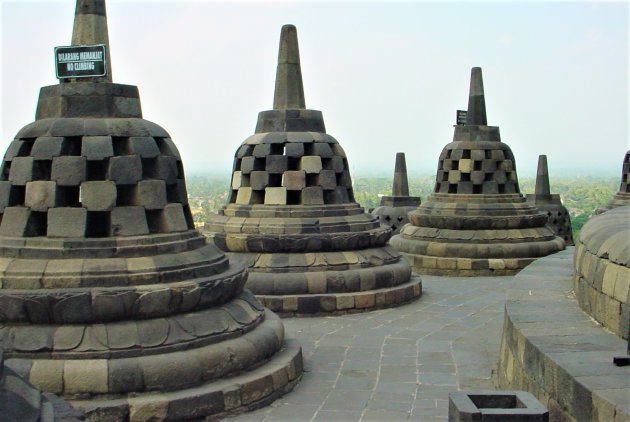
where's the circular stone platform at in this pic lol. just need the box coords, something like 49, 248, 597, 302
498, 248, 630, 421
573, 205, 629, 339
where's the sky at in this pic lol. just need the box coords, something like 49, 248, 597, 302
1, 0, 628, 179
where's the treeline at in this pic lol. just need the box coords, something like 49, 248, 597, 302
187, 174, 620, 239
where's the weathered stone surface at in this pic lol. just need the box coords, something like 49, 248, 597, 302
47, 207, 87, 237
204, 25, 421, 315
390, 68, 564, 275
80, 181, 117, 211
1, 11, 303, 422
51, 156, 87, 186
25, 181, 58, 211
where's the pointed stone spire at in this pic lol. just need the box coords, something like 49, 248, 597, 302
392, 152, 410, 196
71, 0, 112, 81
273, 24, 305, 110
466, 67, 487, 126
535, 155, 551, 196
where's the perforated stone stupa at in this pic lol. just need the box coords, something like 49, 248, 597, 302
0, 1, 302, 420
525, 155, 574, 245
605, 149, 630, 210
390, 67, 565, 276
204, 25, 422, 315
372, 152, 421, 235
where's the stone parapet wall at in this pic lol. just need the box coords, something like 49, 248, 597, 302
574, 206, 630, 340
498, 249, 630, 422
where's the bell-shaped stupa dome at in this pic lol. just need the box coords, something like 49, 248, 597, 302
204, 25, 422, 315
0, 2, 302, 420
390, 67, 565, 276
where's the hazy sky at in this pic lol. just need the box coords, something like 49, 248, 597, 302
1, 1, 628, 178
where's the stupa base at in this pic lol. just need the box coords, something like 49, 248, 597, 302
71, 329, 302, 422
398, 253, 538, 276
255, 276, 422, 316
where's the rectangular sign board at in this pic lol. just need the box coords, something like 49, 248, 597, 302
55, 44, 107, 79
456, 110, 467, 125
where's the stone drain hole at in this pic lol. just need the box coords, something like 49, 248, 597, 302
468, 394, 525, 409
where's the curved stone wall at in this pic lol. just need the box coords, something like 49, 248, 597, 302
498, 249, 630, 422
574, 206, 630, 339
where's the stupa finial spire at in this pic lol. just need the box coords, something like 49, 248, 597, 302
273, 24, 305, 110
392, 152, 410, 196
535, 155, 551, 196
71, 0, 112, 81
466, 67, 487, 125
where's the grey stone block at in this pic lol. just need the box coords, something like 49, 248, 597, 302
3, 140, 28, 161
250, 171, 270, 190
81, 136, 114, 160
159, 203, 189, 232
0, 181, 15, 212
285, 143, 304, 157
30, 137, 65, 159
302, 186, 324, 205
325, 187, 350, 203
300, 156, 323, 174
0, 207, 40, 236
232, 171, 248, 189
110, 207, 149, 236
253, 144, 272, 158
316, 170, 337, 190
134, 180, 167, 210
108, 155, 142, 185
265, 187, 287, 205
266, 155, 289, 174
47, 207, 87, 237
241, 156, 263, 174
312, 143, 334, 158
80, 181, 117, 211
25, 181, 58, 211
282, 171, 306, 190
8, 157, 36, 185
236, 187, 255, 205
51, 156, 87, 186
338, 171, 353, 188
129, 137, 160, 158
155, 156, 178, 184
327, 156, 345, 173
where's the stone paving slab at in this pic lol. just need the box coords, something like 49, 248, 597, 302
227, 275, 515, 421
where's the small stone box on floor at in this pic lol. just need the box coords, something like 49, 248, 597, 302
448, 391, 548, 422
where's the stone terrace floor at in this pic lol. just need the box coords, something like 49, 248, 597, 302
227, 274, 517, 422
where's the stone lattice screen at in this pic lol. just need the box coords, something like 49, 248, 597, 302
435, 144, 519, 194
229, 132, 354, 206
0, 129, 194, 238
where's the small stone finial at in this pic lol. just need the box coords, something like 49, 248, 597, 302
535, 155, 551, 196
71, 0, 112, 81
392, 152, 410, 197
466, 67, 487, 126
273, 24, 305, 110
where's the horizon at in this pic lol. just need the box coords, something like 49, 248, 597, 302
1, 0, 628, 177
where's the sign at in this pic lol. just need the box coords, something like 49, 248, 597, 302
456, 110, 467, 125
55, 44, 107, 79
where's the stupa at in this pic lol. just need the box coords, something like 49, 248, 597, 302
0, 1, 302, 421
0, 342, 85, 422
390, 67, 565, 276
604, 150, 630, 210
525, 155, 574, 245
204, 25, 422, 315
372, 152, 421, 235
